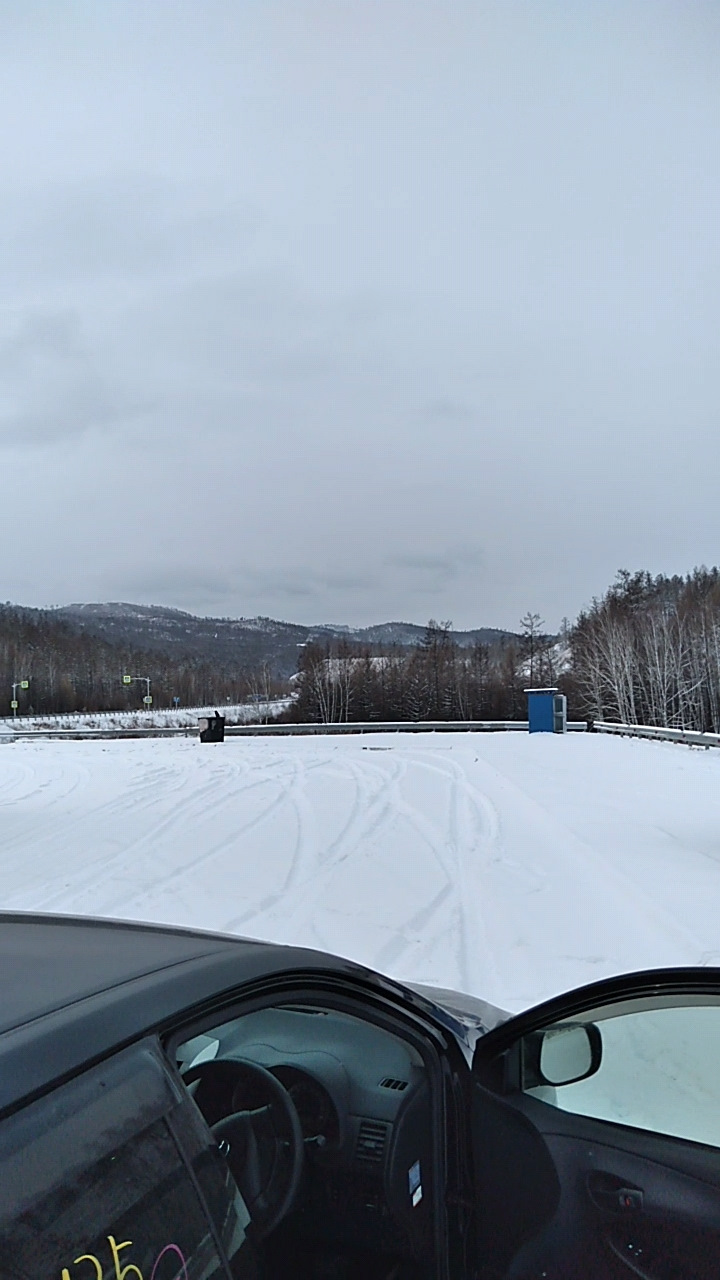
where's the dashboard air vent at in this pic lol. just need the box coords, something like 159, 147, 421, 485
355, 1119, 388, 1165
379, 1077, 408, 1091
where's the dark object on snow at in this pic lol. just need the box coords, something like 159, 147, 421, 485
199, 711, 225, 742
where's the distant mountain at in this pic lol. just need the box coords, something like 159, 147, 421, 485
55, 604, 516, 678
64, 602, 191, 622
352, 621, 513, 648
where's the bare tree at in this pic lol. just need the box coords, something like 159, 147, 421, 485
519, 612, 552, 687
570, 567, 720, 731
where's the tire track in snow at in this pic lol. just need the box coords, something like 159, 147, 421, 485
8, 750, 272, 913
370, 764, 460, 974
485, 751, 707, 952
447, 747, 709, 1006
272, 748, 494, 982
446, 757, 503, 998
103, 757, 307, 918
2, 758, 188, 868
370, 753, 502, 992
73, 742, 325, 921
223, 754, 407, 937
6, 734, 712, 1010
0, 753, 92, 809
284, 758, 411, 952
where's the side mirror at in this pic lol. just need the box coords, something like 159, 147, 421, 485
523, 1022, 602, 1088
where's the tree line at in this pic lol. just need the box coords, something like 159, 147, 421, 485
289, 618, 560, 724
570, 568, 720, 732
8, 566, 720, 729
0, 605, 285, 715
291, 567, 720, 731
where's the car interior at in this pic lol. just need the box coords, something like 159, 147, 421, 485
175, 1002, 440, 1280
473, 995, 720, 1280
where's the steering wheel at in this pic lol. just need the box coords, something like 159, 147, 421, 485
184, 1058, 305, 1238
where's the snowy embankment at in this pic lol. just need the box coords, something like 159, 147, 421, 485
1, 732, 719, 1013
2, 699, 292, 732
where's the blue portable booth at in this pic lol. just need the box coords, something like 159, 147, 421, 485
525, 687, 567, 733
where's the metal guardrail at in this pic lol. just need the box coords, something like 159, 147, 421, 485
226, 720, 586, 736
225, 720, 530, 736
2, 718, 588, 741
595, 721, 720, 749
0, 726, 193, 740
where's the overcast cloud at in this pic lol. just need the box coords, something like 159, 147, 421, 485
1, 1, 718, 630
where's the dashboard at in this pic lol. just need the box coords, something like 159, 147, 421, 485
268, 1065, 338, 1144
179, 1003, 434, 1262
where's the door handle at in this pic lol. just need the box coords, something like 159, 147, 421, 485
588, 1171, 644, 1214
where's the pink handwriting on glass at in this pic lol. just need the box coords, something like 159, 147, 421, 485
63, 1237, 189, 1280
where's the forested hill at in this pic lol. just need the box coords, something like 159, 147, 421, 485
56, 603, 310, 676
54, 603, 514, 677
1, 601, 516, 715
0, 603, 277, 714
8, 567, 720, 728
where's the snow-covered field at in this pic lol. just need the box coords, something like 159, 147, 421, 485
1, 731, 719, 1013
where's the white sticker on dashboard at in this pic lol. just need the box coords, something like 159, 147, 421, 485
408, 1159, 422, 1206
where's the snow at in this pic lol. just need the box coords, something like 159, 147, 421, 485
4, 700, 291, 732
1, 731, 719, 1014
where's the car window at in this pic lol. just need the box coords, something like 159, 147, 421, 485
0, 1041, 258, 1280
173, 999, 438, 1277
523, 1000, 720, 1148
168, 1064, 255, 1276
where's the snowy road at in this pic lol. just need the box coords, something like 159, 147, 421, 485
2, 732, 720, 1012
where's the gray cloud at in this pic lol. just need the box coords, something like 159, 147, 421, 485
388, 555, 457, 575
109, 567, 238, 607
1, 2, 719, 629
0, 305, 156, 444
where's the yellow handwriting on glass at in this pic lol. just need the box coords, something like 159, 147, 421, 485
63, 1236, 182, 1280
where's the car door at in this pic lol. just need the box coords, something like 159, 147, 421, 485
468, 968, 720, 1280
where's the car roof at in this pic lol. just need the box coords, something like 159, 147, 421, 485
0, 912, 478, 1117
0, 912, 377, 1114
0, 913, 239, 1032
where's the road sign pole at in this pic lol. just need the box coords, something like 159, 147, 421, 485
122, 676, 152, 709
11, 680, 29, 718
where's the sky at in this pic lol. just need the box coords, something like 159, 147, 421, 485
0, 1, 718, 632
